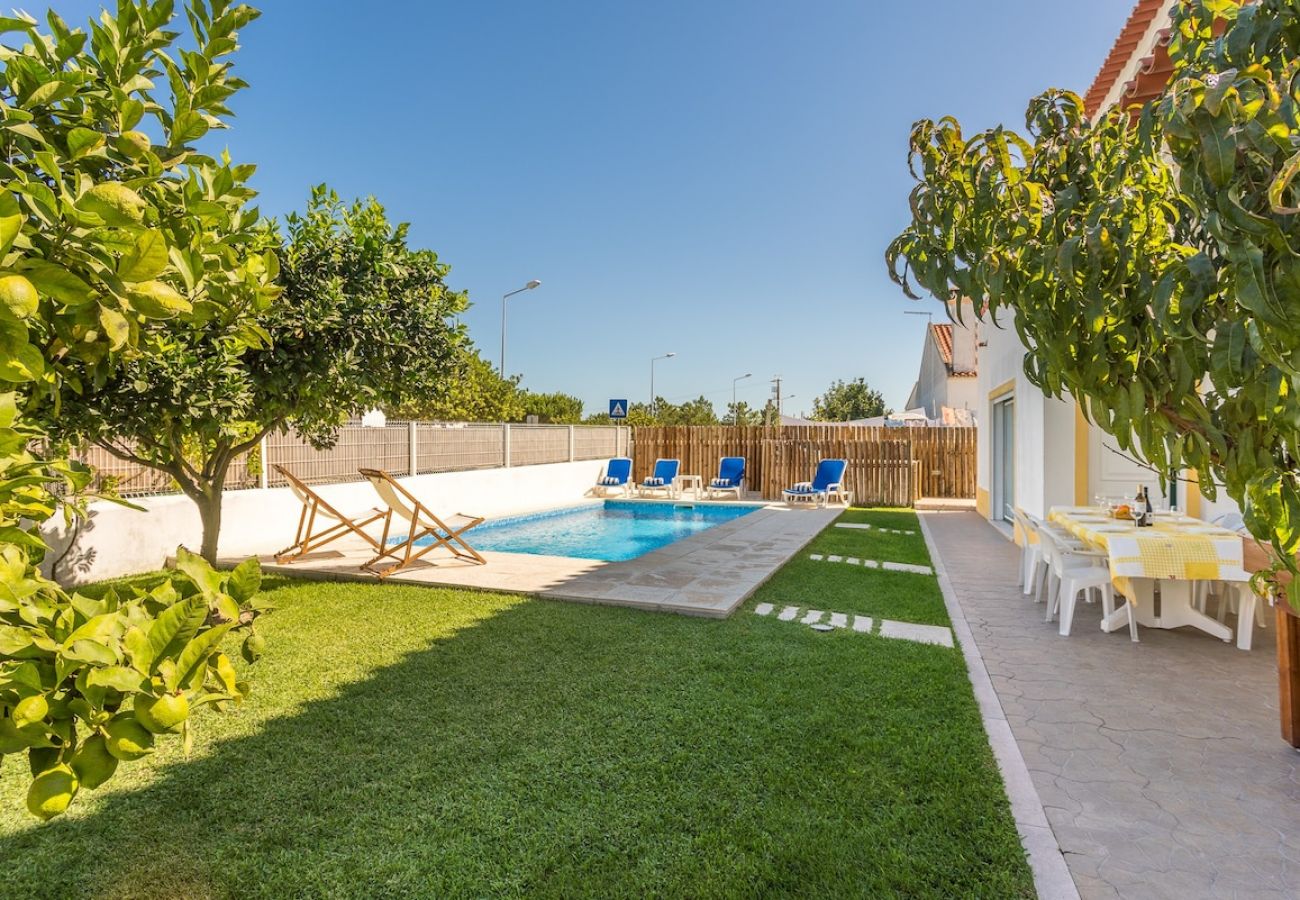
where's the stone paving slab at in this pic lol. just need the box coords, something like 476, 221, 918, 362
752, 603, 949, 647
922, 509, 1300, 900
241, 503, 838, 619
878, 618, 955, 647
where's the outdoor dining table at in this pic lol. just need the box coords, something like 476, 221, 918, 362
1047, 506, 1257, 649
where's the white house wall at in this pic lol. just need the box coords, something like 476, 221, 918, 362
976, 312, 1077, 523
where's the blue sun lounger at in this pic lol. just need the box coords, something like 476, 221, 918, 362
593, 457, 633, 497
783, 458, 852, 508
637, 458, 680, 498
706, 456, 746, 500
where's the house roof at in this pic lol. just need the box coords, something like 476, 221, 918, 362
1083, 0, 1173, 118
931, 323, 977, 377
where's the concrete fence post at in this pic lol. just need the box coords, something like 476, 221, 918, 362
503, 423, 511, 468
258, 434, 269, 490
409, 421, 418, 476
568, 425, 576, 462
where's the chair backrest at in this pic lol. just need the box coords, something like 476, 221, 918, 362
604, 457, 632, 484
652, 458, 680, 482
716, 456, 745, 485
812, 459, 847, 491
1036, 526, 1069, 569
359, 468, 420, 525
1212, 511, 1246, 533
1010, 507, 1039, 545
275, 464, 346, 523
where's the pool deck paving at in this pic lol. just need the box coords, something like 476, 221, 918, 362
921, 509, 1300, 900
242, 503, 839, 618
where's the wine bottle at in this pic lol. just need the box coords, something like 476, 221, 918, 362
1143, 486, 1153, 526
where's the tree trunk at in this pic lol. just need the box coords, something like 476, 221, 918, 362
195, 487, 223, 565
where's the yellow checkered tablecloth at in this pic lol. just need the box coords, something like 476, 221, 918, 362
1047, 508, 1246, 583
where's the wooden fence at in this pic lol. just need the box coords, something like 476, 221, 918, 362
630, 426, 977, 506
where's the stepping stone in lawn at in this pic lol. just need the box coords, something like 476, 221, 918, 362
878, 619, 954, 648
754, 603, 774, 616
778, 605, 800, 621
829, 612, 848, 629
852, 615, 872, 633
846, 557, 861, 566
882, 561, 933, 576
809, 553, 824, 561
863, 559, 880, 568
834, 523, 872, 530
801, 609, 825, 625
827, 555, 843, 563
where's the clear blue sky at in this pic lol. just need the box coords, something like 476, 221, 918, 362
42, 0, 1136, 416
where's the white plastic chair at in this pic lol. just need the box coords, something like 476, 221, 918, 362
1010, 508, 1044, 596
1039, 529, 1138, 641
1192, 514, 1266, 633
1027, 516, 1084, 605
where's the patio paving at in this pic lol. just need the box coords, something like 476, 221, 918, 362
245, 503, 839, 618
922, 510, 1300, 900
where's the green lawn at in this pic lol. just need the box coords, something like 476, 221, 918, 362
0, 509, 1032, 898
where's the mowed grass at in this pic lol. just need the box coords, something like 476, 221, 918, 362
0, 509, 1032, 898
753, 507, 948, 625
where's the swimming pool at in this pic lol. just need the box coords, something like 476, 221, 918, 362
414, 500, 760, 562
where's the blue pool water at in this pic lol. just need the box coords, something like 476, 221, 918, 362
414, 500, 759, 562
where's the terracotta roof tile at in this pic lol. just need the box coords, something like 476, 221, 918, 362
1083, 0, 1168, 117
932, 323, 954, 366
931, 323, 978, 377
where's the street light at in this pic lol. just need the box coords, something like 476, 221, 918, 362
500, 279, 542, 374
732, 373, 752, 417
650, 352, 676, 416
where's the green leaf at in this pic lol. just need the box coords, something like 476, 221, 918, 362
1267, 150, 1300, 215
173, 546, 225, 598
0, 193, 22, 256
20, 261, 93, 306
117, 230, 169, 282
126, 280, 190, 317
25, 81, 77, 106
119, 99, 145, 131
98, 306, 130, 350
146, 596, 207, 670
85, 665, 147, 693
171, 111, 209, 145
1196, 112, 1236, 189
167, 624, 232, 693
226, 557, 261, 603
124, 625, 153, 674
0, 15, 37, 33
0, 341, 44, 382
66, 127, 104, 159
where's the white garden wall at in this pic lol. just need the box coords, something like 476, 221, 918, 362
41, 460, 608, 585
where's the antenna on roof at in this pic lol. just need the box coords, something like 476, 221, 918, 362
903, 310, 933, 323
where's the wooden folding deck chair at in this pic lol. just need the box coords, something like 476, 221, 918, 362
358, 468, 486, 577
274, 465, 390, 563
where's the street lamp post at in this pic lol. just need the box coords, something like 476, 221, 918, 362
732, 373, 752, 422
650, 352, 676, 416
500, 279, 542, 375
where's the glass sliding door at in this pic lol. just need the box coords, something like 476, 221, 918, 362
991, 395, 1015, 523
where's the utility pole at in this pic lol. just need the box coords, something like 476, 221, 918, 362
768, 376, 783, 427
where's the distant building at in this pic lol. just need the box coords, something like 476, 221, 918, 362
905, 320, 978, 421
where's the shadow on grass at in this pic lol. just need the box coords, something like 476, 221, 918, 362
2, 577, 1033, 899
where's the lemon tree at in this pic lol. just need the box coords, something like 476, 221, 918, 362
887, 0, 1300, 598
1, 1, 272, 818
